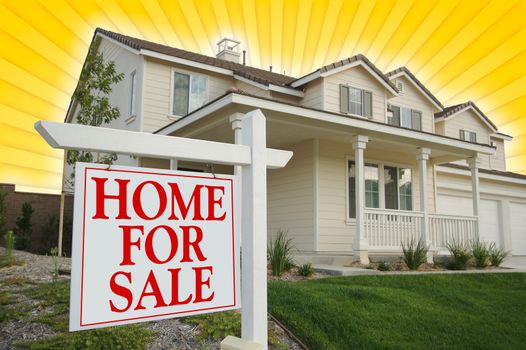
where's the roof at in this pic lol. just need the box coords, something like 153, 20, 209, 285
386, 67, 444, 110
440, 163, 526, 181
291, 54, 399, 93
434, 101, 498, 132
96, 28, 297, 87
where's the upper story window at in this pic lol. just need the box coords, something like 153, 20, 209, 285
129, 70, 137, 116
460, 129, 477, 143
388, 105, 422, 131
172, 71, 208, 116
340, 85, 373, 118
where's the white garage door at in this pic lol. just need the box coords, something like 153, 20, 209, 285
437, 195, 501, 247
510, 202, 526, 255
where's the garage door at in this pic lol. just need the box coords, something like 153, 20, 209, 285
437, 195, 501, 247
510, 202, 526, 255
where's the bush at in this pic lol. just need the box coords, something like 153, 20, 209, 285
446, 240, 471, 270
3, 230, 15, 261
14, 202, 33, 251
298, 262, 314, 277
401, 238, 428, 270
40, 215, 59, 255
488, 242, 509, 267
0, 190, 7, 236
377, 261, 392, 271
185, 311, 240, 340
471, 240, 490, 268
267, 229, 294, 276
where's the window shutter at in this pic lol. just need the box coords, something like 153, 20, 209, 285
391, 106, 401, 126
340, 85, 349, 114
459, 130, 465, 140
363, 90, 373, 118
411, 110, 422, 131
470, 132, 477, 143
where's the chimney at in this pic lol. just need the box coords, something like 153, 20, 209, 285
216, 38, 241, 63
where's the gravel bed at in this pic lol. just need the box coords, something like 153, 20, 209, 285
0, 248, 305, 349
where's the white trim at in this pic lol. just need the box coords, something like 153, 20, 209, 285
157, 92, 496, 155
141, 49, 233, 76
96, 33, 141, 55
436, 165, 526, 185
268, 84, 304, 97
290, 71, 321, 88
436, 105, 498, 133
128, 69, 137, 117
169, 67, 209, 118
313, 139, 319, 251
491, 133, 513, 141
234, 74, 268, 90
138, 56, 146, 132
388, 71, 443, 111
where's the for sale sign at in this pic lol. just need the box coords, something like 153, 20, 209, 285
69, 163, 240, 331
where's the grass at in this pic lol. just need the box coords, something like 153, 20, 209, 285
269, 273, 526, 350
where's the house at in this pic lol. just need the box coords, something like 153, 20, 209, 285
65, 29, 526, 264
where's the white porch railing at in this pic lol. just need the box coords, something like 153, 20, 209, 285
364, 209, 478, 251
429, 213, 478, 250
364, 208, 424, 250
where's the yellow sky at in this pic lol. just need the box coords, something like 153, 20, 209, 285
1, 0, 525, 193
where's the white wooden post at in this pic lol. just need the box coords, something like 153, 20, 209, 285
468, 156, 481, 239
352, 135, 369, 265
241, 110, 268, 349
417, 147, 433, 263
230, 113, 244, 177
170, 159, 178, 170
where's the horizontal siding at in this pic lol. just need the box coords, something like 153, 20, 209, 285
490, 138, 506, 171
444, 109, 491, 144
299, 79, 323, 109
268, 140, 314, 251
142, 58, 234, 133
387, 75, 435, 133
324, 65, 386, 123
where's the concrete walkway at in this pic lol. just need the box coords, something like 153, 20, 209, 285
314, 256, 526, 276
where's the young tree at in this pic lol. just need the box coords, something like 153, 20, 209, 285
66, 36, 125, 179
15, 202, 34, 251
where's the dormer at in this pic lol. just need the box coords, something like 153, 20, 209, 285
385, 67, 444, 133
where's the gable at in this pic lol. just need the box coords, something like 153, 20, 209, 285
444, 108, 493, 144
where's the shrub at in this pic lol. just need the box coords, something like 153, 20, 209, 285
0, 190, 7, 236
488, 242, 509, 267
3, 230, 15, 261
40, 215, 59, 255
267, 229, 294, 276
298, 262, 314, 277
185, 311, 240, 340
377, 261, 392, 271
471, 240, 490, 268
401, 238, 428, 270
15, 202, 33, 251
446, 240, 471, 270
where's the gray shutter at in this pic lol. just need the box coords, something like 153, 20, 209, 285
391, 106, 400, 126
340, 85, 349, 114
411, 110, 422, 130
363, 90, 373, 118
470, 132, 477, 143
459, 130, 465, 140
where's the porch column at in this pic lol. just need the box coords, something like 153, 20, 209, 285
352, 135, 369, 264
416, 147, 433, 263
468, 156, 481, 239
230, 113, 244, 176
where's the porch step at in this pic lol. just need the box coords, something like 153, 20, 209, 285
313, 264, 378, 276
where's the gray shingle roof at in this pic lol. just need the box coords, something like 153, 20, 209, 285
434, 101, 497, 131
386, 67, 444, 109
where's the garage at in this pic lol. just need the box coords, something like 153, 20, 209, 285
437, 195, 501, 247
510, 202, 526, 255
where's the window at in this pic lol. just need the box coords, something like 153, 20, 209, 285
348, 161, 412, 218
388, 105, 422, 131
340, 85, 373, 118
129, 70, 136, 116
460, 129, 477, 143
172, 71, 208, 116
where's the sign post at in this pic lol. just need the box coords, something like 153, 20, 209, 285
35, 109, 292, 350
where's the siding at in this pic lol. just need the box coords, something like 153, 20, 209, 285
317, 139, 436, 252
142, 58, 234, 133
267, 140, 314, 251
489, 138, 506, 171
299, 79, 323, 109
387, 75, 435, 133
324, 66, 386, 123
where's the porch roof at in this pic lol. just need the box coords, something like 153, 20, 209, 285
156, 91, 496, 162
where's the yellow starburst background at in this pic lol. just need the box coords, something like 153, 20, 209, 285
1, 0, 525, 194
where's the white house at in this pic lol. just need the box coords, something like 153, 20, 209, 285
65, 29, 526, 264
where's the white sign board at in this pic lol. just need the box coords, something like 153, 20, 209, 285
69, 163, 240, 331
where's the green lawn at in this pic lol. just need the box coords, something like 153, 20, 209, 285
268, 273, 526, 350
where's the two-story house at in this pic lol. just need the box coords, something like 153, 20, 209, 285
65, 29, 526, 264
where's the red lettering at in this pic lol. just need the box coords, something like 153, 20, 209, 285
193, 266, 214, 303
109, 271, 133, 312
180, 226, 206, 262
119, 225, 144, 266
134, 270, 167, 310
133, 181, 167, 220
206, 186, 226, 221
92, 177, 131, 220
145, 225, 178, 264
168, 268, 192, 305
168, 183, 204, 220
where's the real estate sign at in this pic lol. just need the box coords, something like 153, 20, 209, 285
69, 162, 240, 331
